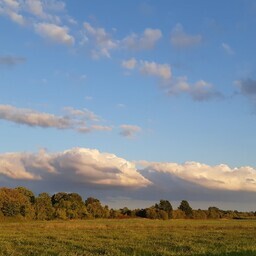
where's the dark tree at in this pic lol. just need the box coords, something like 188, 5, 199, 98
178, 200, 193, 218
155, 199, 173, 219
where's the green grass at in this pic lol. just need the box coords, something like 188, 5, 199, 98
0, 219, 256, 255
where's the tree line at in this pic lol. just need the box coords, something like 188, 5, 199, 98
0, 187, 255, 221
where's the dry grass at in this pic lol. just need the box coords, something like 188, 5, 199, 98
0, 219, 256, 255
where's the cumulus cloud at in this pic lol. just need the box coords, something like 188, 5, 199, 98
0, 104, 111, 133
122, 28, 162, 50
120, 125, 141, 138
140, 161, 256, 192
0, 152, 42, 180
34, 22, 74, 45
0, 55, 26, 67
82, 22, 118, 59
0, 148, 151, 188
170, 23, 202, 48
221, 43, 234, 55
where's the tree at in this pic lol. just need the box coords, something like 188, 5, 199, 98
85, 197, 107, 218
155, 200, 173, 219
15, 187, 35, 204
35, 193, 54, 220
51, 192, 88, 219
0, 187, 31, 218
178, 200, 193, 218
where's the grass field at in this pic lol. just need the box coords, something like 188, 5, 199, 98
0, 219, 256, 256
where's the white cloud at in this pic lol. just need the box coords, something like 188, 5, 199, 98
140, 61, 172, 80
83, 22, 118, 59
141, 161, 256, 192
34, 22, 74, 45
170, 23, 202, 48
0, 148, 151, 188
122, 28, 162, 50
120, 125, 141, 137
0, 104, 112, 133
0, 152, 42, 180
0, 104, 71, 128
122, 58, 137, 70
221, 43, 234, 55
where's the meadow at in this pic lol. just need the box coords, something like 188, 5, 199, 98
0, 219, 256, 256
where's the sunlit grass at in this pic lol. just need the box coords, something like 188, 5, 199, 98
0, 219, 256, 255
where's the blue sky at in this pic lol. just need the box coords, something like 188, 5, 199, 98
1, 0, 256, 210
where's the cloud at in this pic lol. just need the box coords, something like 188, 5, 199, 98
122, 59, 221, 101
82, 22, 118, 59
6, 9, 25, 25
0, 55, 26, 66
221, 43, 234, 55
121, 58, 137, 70
0, 0, 75, 45
170, 23, 202, 48
0, 104, 111, 133
140, 161, 256, 192
167, 77, 222, 101
0, 152, 42, 180
0, 148, 151, 188
122, 28, 162, 50
26, 0, 45, 18
34, 22, 74, 45
120, 125, 141, 137
122, 59, 171, 81
140, 61, 172, 80
63, 107, 100, 122
0, 104, 70, 128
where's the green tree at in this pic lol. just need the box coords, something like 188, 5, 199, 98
52, 192, 88, 219
178, 200, 193, 218
35, 193, 54, 220
85, 197, 107, 218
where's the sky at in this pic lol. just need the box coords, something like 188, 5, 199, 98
1, 0, 256, 211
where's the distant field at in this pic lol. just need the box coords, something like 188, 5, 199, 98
0, 219, 256, 256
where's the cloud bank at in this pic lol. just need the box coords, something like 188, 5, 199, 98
1, 148, 256, 208
0, 148, 151, 188
140, 161, 256, 192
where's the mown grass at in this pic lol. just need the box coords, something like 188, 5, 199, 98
0, 219, 256, 255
